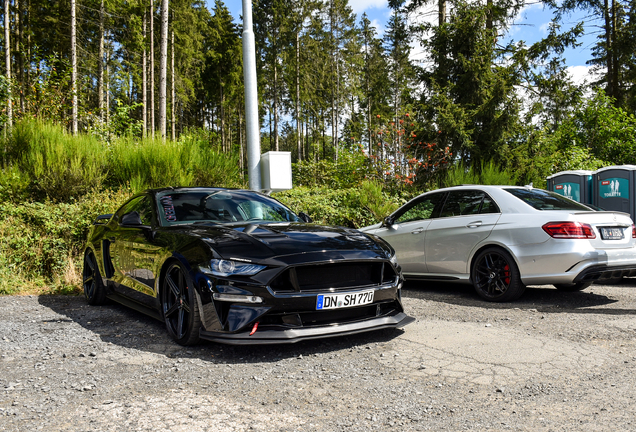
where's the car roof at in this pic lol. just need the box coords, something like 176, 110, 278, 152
422, 185, 530, 193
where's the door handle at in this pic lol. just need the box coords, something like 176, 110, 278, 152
466, 221, 482, 228
411, 228, 424, 234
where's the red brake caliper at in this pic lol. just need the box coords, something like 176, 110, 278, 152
503, 264, 510, 285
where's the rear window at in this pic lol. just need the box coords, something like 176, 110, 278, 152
505, 188, 592, 211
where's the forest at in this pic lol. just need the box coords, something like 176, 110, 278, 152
2, 0, 636, 293
1, 0, 636, 189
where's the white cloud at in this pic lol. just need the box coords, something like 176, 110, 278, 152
348, 0, 387, 14
370, 19, 385, 37
567, 65, 599, 86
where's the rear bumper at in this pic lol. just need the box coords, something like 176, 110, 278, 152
198, 311, 415, 345
574, 265, 636, 283
513, 241, 636, 285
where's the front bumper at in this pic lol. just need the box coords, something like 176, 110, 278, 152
198, 310, 415, 345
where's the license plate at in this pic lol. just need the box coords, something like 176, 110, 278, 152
316, 290, 374, 310
600, 227, 624, 240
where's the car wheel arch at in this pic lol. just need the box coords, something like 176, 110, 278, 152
468, 243, 521, 282
156, 257, 199, 302
158, 258, 204, 345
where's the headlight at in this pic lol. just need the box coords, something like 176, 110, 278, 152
208, 259, 266, 277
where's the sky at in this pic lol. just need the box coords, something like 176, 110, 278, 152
217, 0, 600, 85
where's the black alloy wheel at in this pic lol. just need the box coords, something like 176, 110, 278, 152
162, 261, 201, 346
83, 251, 107, 305
553, 282, 592, 292
471, 247, 525, 302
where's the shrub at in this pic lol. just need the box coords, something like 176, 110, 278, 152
440, 161, 515, 187
274, 183, 408, 228
107, 134, 243, 193
3, 119, 108, 202
0, 189, 131, 294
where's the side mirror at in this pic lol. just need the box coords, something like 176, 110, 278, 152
298, 212, 313, 223
383, 216, 394, 227
120, 211, 143, 226
94, 213, 113, 225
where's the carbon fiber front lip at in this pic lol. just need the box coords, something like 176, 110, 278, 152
198, 312, 415, 345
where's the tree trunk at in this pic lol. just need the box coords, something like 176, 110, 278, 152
143, 11, 147, 138
611, 0, 618, 102
159, 0, 168, 139
98, 0, 104, 123
220, 86, 225, 151
4, 0, 12, 129
273, 61, 279, 151
106, 34, 110, 126
15, 0, 22, 114
296, 30, 301, 161
71, 0, 77, 134
171, 28, 175, 141
150, 0, 155, 137
604, 0, 613, 98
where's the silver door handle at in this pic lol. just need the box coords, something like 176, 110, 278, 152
411, 228, 424, 234
466, 221, 482, 228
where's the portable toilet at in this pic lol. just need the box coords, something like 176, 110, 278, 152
546, 170, 593, 204
593, 165, 636, 220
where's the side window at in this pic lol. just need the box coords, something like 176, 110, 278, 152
394, 193, 445, 224
439, 190, 500, 218
480, 195, 500, 214
116, 196, 154, 226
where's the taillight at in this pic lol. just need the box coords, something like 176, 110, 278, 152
632, 224, 636, 238
542, 222, 596, 239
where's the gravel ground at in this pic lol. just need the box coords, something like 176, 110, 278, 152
3, 280, 636, 431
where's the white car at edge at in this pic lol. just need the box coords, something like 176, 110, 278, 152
360, 185, 636, 301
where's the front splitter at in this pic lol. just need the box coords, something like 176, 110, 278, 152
199, 312, 415, 345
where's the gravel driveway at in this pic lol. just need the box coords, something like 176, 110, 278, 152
3, 280, 636, 431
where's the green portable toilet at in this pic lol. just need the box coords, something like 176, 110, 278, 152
593, 165, 636, 220
546, 170, 593, 204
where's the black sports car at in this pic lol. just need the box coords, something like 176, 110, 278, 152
82, 187, 414, 345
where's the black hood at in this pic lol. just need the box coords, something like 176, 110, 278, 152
189, 222, 390, 261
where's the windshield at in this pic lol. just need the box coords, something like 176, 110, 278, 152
505, 188, 592, 211
156, 190, 300, 225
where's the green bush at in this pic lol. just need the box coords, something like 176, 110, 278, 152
441, 161, 515, 187
0, 189, 131, 294
274, 183, 408, 228
292, 148, 371, 189
106, 134, 243, 193
3, 120, 108, 202
0, 120, 244, 201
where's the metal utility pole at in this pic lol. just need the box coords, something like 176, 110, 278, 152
242, 0, 261, 191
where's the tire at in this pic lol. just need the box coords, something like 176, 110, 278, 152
82, 250, 107, 305
161, 261, 202, 346
471, 247, 525, 302
554, 282, 592, 292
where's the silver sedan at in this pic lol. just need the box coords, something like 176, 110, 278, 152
361, 185, 636, 301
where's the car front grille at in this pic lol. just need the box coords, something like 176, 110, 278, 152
259, 301, 401, 328
269, 262, 397, 293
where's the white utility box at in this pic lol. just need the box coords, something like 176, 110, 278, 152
260, 151, 292, 193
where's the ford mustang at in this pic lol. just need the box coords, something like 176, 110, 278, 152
361, 185, 636, 302
82, 187, 413, 345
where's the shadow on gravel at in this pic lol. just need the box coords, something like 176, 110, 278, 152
37, 295, 405, 365
400, 279, 636, 316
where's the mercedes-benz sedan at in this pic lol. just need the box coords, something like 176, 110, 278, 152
360, 185, 636, 301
